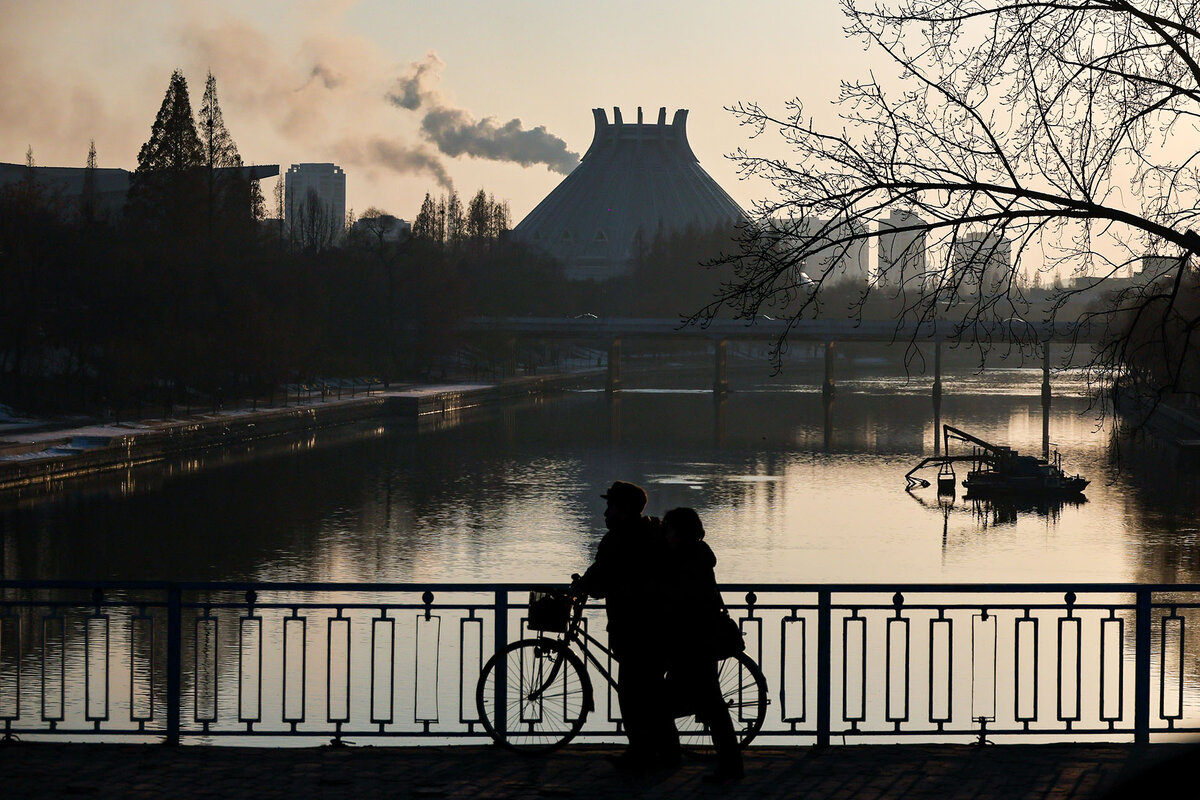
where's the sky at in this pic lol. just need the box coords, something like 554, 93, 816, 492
0, 0, 866, 223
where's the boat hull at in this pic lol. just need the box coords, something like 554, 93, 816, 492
962, 474, 1089, 496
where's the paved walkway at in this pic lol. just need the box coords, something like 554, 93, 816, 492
0, 742, 1189, 799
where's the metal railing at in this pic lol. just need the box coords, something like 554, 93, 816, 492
0, 581, 1197, 745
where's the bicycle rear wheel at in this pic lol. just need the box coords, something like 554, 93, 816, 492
677, 651, 768, 756
476, 638, 593, 754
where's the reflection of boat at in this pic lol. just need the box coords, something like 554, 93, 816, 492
906, 425, 1088, 496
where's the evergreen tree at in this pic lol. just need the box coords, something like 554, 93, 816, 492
412, 193, 438, 240
445, 190, 464, 249
466, 189, 490, 244
490, 195, 510, 239
198, 72, 240, 171
136, 70, 203, 173
80, 140, 98, 223
127, 69, 204, 234
196, 72, 264, 239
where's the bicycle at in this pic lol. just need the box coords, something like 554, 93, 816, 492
475, 582, 768, 754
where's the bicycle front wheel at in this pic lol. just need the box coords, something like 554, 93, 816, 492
476, 638, 593, 754
677, 651, 768, 756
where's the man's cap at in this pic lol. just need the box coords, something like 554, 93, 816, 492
601, 480, 648, 514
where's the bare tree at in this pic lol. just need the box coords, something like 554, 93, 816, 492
290, 189, 340, 253
705, 0, 1200, 410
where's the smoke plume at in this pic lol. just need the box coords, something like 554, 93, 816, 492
388, 52, 580, 174
334, 136, 453, 190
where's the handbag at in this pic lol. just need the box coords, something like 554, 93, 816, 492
712, 594, 746, 660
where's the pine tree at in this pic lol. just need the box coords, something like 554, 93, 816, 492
445, 190, 464, 249
413, 193, 438, 240
466, 189, 490, 245
197, 72, 262, 239
128, 69, 204, 234
198, 72, 240, 171
136, 70, 203, 174
80, 140, 98, 223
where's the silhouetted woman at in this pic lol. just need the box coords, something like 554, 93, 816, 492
662, 507, 744, 783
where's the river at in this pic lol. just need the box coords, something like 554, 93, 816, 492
4, 364, 1198, 587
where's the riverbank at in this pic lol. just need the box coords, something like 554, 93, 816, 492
0, 373, 595, 493
0, 741, 1177, 800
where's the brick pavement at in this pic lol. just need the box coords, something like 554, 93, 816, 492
1, 742, 1187, 800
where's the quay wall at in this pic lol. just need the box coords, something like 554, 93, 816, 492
0, 374, 591, 493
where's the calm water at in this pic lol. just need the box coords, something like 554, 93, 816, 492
4, 366, 1199, 587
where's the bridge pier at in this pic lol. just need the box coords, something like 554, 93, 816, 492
1042, 341, 1051, 459
823, 340, 836, 399
933, 339, 943, 455
714, 339, 728, 395
607, 337, 621, 394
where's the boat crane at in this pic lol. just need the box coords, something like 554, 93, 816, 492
905, 425, 1088, 496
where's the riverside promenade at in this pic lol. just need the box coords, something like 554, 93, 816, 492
0, 374, 591, 492
0, 742, 1188, 799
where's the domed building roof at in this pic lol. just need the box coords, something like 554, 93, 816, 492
512, 107, 746, 281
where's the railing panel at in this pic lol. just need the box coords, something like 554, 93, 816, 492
0, 582, 1198, 744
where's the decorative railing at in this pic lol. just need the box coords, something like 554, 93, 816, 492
0, 581, 1196, 744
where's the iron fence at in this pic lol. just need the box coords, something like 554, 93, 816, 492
0, 581, 1197, 744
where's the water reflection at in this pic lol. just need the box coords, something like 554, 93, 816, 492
1, 368, 1199, 587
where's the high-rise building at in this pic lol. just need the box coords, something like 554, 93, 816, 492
877, 210, 927, 287
771, 216, 869, 286
285, 163, 346, 234
952, 231, 1011, 291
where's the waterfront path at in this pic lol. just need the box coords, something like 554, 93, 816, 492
1, 742, 1188, 799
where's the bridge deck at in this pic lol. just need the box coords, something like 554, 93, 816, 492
0, 741, 1182, 799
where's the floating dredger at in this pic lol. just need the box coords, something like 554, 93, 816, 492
906, 425, 1088, 497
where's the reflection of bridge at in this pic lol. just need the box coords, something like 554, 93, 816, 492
464, 317, 1101, 456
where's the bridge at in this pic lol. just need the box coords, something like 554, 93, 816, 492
464, 317, 1103, 457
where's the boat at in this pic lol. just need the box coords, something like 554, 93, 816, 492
905, 425, 1088, 497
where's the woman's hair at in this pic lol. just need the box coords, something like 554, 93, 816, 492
663, 507, 705, 541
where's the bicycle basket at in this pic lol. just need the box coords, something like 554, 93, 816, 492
527, 590, 571, 633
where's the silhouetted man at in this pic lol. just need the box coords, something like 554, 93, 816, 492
577, 480, 678, 770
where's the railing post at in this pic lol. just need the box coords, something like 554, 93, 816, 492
1134, 588, 1151, 744
494, 588, 508, 738
817, 588, 832, 747
166, 584, 182, 746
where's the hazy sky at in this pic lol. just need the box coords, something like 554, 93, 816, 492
1, 0, 867, 222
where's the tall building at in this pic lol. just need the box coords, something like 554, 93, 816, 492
513, 107, 746, 281
952, 231, 1011, 291
877, 210, 927, 287
285, 163, 346, 233
771, 216, 869, 286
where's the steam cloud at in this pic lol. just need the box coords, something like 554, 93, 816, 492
388, 52, 580, 175
176, 20, 453, 189
335, 136, 453, 190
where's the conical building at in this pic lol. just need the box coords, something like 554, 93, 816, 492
513, 107, 746, 281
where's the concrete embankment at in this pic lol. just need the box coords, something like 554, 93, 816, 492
0, 375, 591, 492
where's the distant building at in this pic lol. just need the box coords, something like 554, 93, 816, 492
285, 163, 346, 231
1140, 254, 1178, 280
770, 215, 869, 287
877, 210, 927, 287
351, 214, 411, 242
952, 231, 1011, 291
513, 107, 746, 281
0, 162, 279, 220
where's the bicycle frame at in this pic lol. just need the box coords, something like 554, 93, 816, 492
527, 595, 614, 711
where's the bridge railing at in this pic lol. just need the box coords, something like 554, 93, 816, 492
0, 581, 1195, 744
